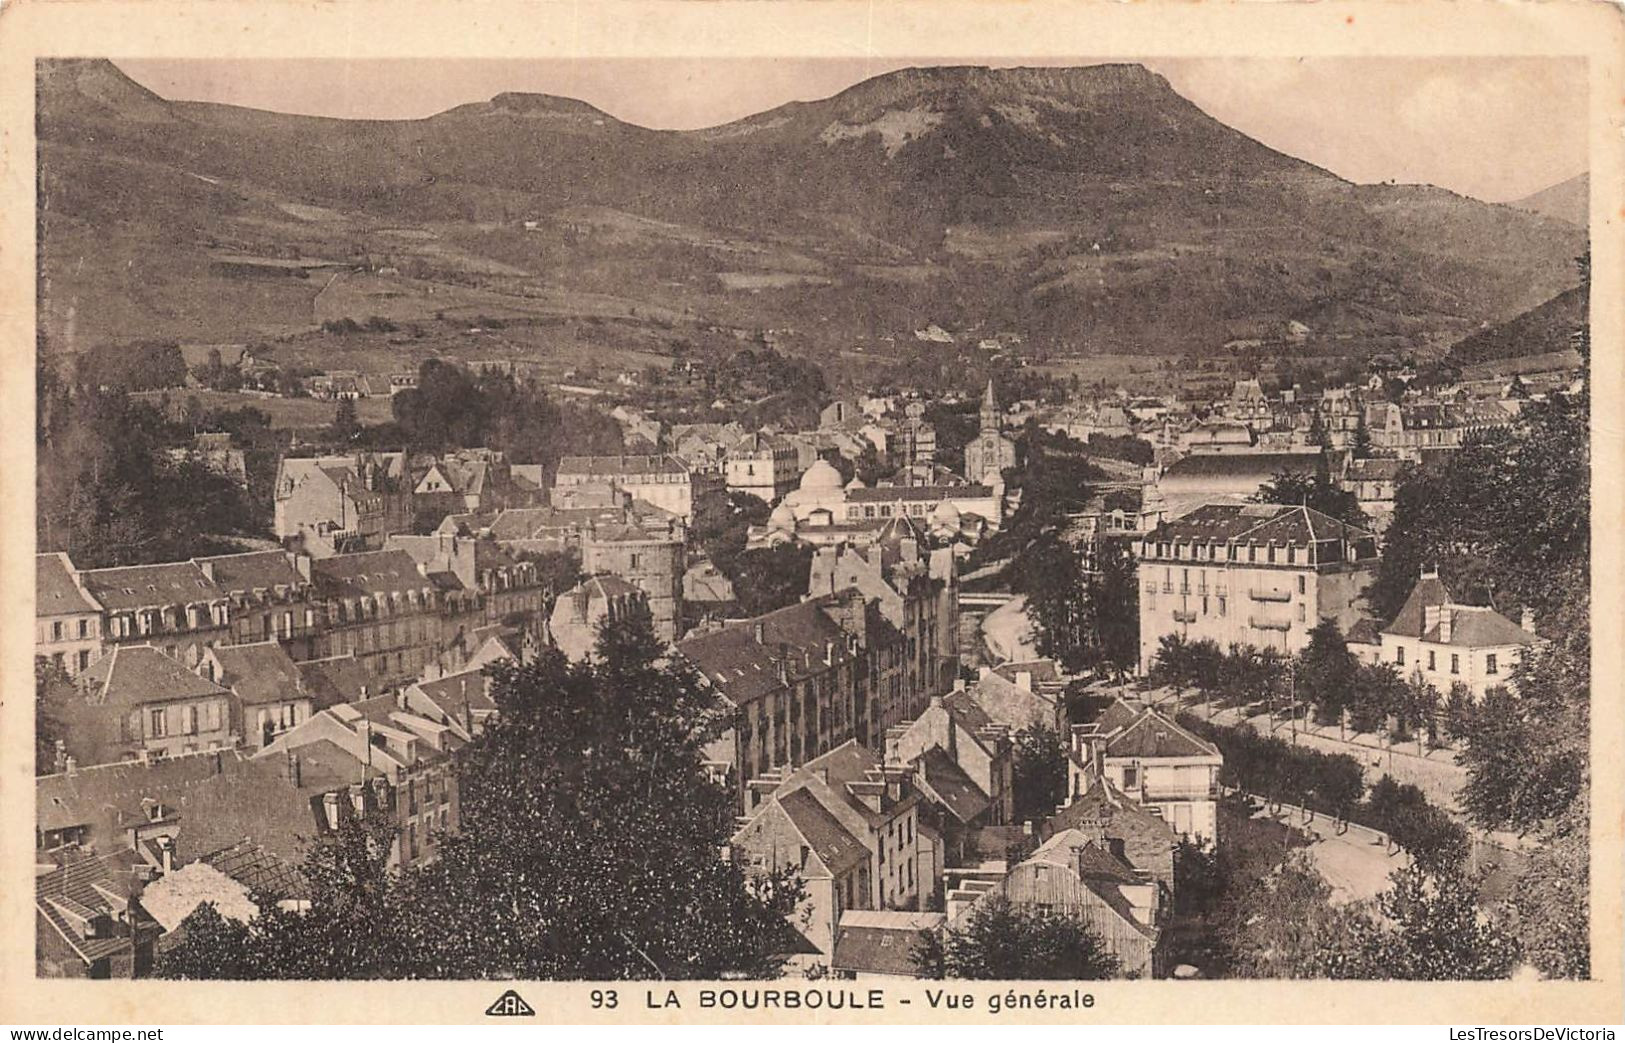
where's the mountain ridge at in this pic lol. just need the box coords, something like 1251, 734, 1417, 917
36, 59, 1586, 363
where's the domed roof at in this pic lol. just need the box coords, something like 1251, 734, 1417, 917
844, 475, 868, 491
799, 459, 844, 493
768, 501, 797, 530
929, 499, 962, 524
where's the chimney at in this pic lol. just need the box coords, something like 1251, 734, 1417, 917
1015, 670, 1033, 692
160, 837, 173, 876
753, 621, 766, 645
953, 677, 966, 692
65, 755, 78, 776
213, 750, 223, 775
292, 754, 302, 789
1423, 604, 1441, 635
1420, 564, 1439, 580
197, 560, 215, 583
1521, 607, 1536, 634
1438, 608, 1452, 645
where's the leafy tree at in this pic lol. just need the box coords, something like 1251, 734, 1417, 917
1507, 795, 1588, 979
1349, 865, 1521, 980
159, 807, 402, 979
1296, 620, 1357, 725
1220, 852, 1367, 978
691, 489, 770, 578
914, 896, 1121, 980
1351, 412, 1373, 458
1026, 540, 1089, 672
162, 614, 804, 980
1252, 468, 1366, 528
1082, 538, 1140, 680
516, 548, 583, 612
389, 359, 623, 469
328, 397, 361, 444
35, 658, 68, 773
725, 544, 814, 617
1011, 724, 1067, 824
1365, 387, 1586, 624
1443, 682, 1474, 742
36, 379, 265, 567
1084, 433, 1154, 466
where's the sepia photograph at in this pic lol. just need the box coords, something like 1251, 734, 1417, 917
3, 0, 1621, 1027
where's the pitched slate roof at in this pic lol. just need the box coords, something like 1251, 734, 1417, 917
556, 454, 688, 478
940, 690, 997, 735
961, 672, 1058, 732
676, 597, 852, 707
779, 787, 869, 877
36, 851, 144, 965
198, 839, 309, 901
37, 552, 101, 616
1384, 570, 1534, 647
917, 747, 991, 824
310, 550, 429, 598
295, 655, 373, 708
1408, 605, 1537, 648
1160, 451, 1322, 481
1148, 502, 1370, 547
1346, 617, 1384, 645
414, 670, 497, 716
1102, 708, 1220, 760
79, 645, 230, 708
78, 561, 224, 611
195, 550, 306, 594
1385, 573, 1456, 638
832, 910, 944, 977
1345, 457, 1406, 482
37, 750, 247, 834
1025, 829, 1157, 940
1043, 779, 1179, 853
209, 641, 305, 706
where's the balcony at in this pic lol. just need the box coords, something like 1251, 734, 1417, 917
1172, 609, 1197, 624
1178, 584, 1191, 596
1249, 588, 1292, 603
1161, 582, 1174, 594
1248, 617, 1291, 632
1143, 782, 1221, 802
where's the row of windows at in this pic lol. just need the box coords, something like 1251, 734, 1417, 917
1148, 541, 1320, 566
47, 650, 94, 673
44, 618, 96, 642
1393, 646, 1493, 675
137, 700, 226, 739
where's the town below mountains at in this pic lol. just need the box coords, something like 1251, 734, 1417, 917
34, 59, 1590, 985
40, 58, 1584, 401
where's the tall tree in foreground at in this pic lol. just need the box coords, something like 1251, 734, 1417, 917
394, 611, 802, 979
161, 613, 802, 979
913, 896, 1121, 980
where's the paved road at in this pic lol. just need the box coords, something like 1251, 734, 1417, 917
1145, 686, 1469, 809
1246, 796, 1407, 905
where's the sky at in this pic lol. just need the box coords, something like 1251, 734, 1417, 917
114, 56, 1587, 203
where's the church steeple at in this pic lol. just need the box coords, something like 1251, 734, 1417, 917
980, 378, 999, 432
